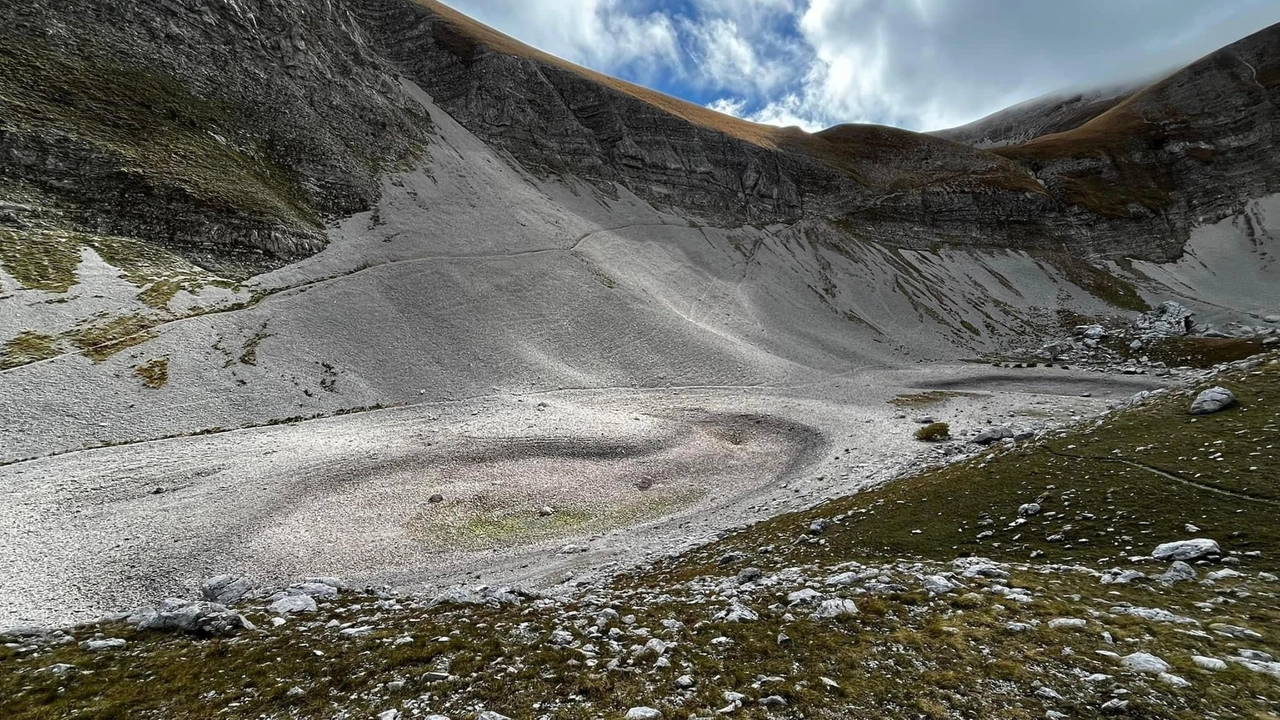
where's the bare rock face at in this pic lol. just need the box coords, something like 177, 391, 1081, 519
1, 0, 433, 275
1, 0, 1278, 274
350, 1, 1280, 263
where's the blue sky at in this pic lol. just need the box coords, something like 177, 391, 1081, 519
441, 0, 1280, 132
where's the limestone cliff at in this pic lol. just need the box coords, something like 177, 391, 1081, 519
2, 0, 1278, 272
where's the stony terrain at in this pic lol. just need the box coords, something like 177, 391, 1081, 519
2, 355, 1276, 719
1, 2, 1279, 718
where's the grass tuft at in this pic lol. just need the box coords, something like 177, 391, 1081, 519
134, 357, 169, 389
1, 331, 60, 369
914, 422, 951, 442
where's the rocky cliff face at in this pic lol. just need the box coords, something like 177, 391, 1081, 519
1, 0, 432, 274
1, 0, 1277, 273
349, 0, 1280, 263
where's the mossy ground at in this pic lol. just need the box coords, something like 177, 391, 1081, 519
409, 488, 705, 551
0, 227, 238, 306
133, 357, 169, 389
890, 390, 980, 408
65, 313, 156, 362
1, 331, 60, 370
2, 355, 1276, 720
0, 37, 319, 230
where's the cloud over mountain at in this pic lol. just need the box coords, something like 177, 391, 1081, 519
444, 0, 1280, 131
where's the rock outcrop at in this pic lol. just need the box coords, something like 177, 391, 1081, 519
1, 0, 432, 275
2, 0, 1278, 273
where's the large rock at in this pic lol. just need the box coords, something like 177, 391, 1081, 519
1134, 301, 1194, 337
288, 582, 339, 599
720, 603, 760, 623
1036, 341, 1075, 360
921, 575, 959, 595
82, 638, 127, 651
971, 426, 1014, 445
1122, 652, 1171, 673
1159, 561, 1198, 585
1190, 387, 1236, 415
1152, 538, 1221, 561
133, 599, 255, 635
811, 598, 859, 619
201, 575, 252, 605
268, 595, 318, 615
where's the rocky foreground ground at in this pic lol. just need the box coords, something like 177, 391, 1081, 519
2, 353, 1276, 719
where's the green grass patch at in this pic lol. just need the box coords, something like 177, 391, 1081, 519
0, 227, 236, 304
134, 357, 170, 389
914, 422, 951, 442
890, 390, 980, 408
66, 313, 156, 362
1127, 336, 1268, 368
1, 330, 61, 369
409, 488, 705, 551
0, 228, 82, 292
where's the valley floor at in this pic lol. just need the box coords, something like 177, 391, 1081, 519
0, 364, 1162, 628
1, 354, 1275, 720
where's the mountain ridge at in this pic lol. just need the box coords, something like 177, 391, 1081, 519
3, 0, 1278, 273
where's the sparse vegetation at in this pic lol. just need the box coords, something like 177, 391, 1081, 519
134, 357, 169, 389
0, 226, 237, 305
1126, 336, 1267, 368
319, 362, 338, 393
65, 313, 156, 362
0, 36, 321, 230
1041, 251, 1149, 312
890, 390, 979, 408
1, 331, 60, 369
238, 323, 271, 366
0, 228, 83, 293
913, 422, 951, 442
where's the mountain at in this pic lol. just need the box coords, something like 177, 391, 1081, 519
931, 83, 1139, 148
0, 2, 1278, 700
5, 1, 1279, 273
356, 1, 1280, 262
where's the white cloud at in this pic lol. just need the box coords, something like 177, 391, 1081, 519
439, 0, 1280, 132
683, 18, 791, 94
705, 97, 747, 117
443, 0, 680, 77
